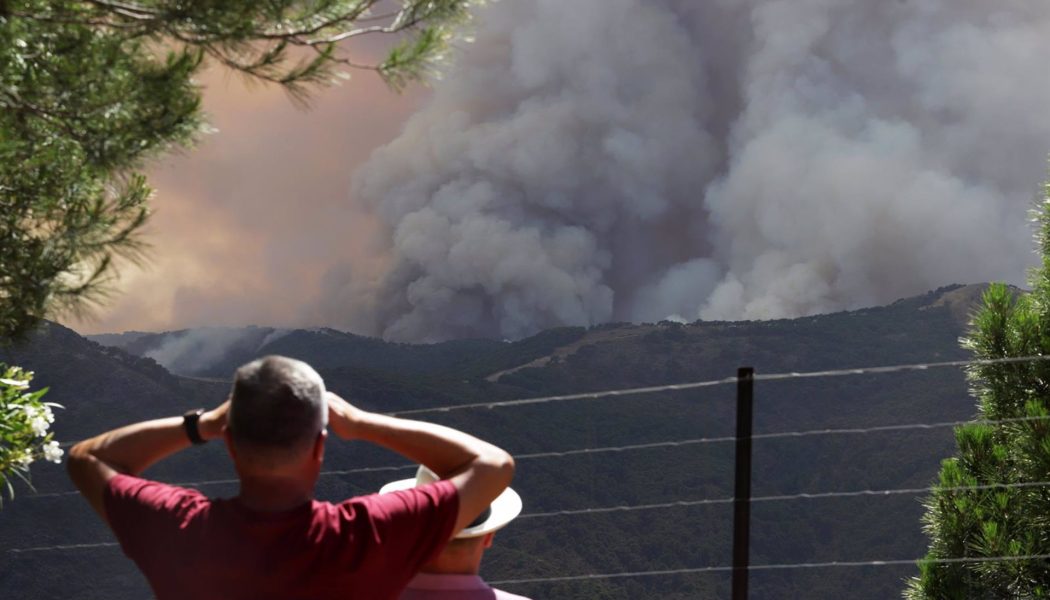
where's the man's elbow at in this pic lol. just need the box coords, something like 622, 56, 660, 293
65, 440, 123, 482
65, 441, 92, 479
481, 447, 515, 490
500, 450, 515, 483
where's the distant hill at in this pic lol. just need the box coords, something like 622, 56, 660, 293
0, 283, 1006, 599
90, 324, 590, 381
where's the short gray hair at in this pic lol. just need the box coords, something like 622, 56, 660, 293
228, 356, 327, 460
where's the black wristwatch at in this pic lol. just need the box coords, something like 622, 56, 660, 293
182, 408, 207, 445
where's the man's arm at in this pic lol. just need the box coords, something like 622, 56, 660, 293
326, 392, 514, 536
66, 401, 229, 522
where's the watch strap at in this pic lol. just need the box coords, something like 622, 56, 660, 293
182, 408, 207, 445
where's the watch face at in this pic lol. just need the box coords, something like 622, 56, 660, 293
183, 409, 206, 444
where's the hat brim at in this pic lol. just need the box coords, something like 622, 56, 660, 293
380, 478, 522, 538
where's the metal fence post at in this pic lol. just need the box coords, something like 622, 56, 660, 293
732, 367, 754, 600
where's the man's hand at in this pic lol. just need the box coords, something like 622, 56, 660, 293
199, 399, 230, 441
326, 392, 365, 440
325, 390, 515, 537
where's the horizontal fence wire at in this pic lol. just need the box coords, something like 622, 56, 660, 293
388, 354, 1050, 417
514, 414, 1050, 460
486, 553, 1050, 586
8, 542, 121, 554
25, 463, 423, 499
12, 480, 1050, 554
25, 414, 1050, 500
13, 544, 1050, 584
516, 480, 1050, 519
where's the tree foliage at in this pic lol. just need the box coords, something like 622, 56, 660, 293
907, 179, 1050, 598
0, 0, 476, 339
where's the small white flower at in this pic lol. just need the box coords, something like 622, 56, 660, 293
15, 450, 33, 467
42, 441, 63, 464
30, 416, 50, 436
42, 406, 55, 424
23, 405, 39, 420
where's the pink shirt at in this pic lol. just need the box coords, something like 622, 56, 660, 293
400, 573, 532, 600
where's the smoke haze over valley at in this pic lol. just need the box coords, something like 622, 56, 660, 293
316, 0, 1050, 341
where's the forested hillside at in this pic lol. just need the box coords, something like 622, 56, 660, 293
1, 284, 994, 599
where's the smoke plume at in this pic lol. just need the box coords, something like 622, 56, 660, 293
330, 0, 1050, 341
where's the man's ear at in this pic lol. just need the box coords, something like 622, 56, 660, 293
223, 426, 237, 461
312, 430, 327, 463
483, 532, 495, 549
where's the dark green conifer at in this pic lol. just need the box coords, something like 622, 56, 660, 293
907, 177, 1050, 598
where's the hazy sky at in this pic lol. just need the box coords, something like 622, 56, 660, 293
66, 65, 426, 334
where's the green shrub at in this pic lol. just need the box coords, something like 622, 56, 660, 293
0, 363, 62, 506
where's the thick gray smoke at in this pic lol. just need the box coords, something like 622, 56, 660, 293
331, 0, 1050, 342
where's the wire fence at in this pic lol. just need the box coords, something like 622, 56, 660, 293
15, 477, 1046, 554
516, 480, 1050, 519
26, 413, 1050, 500
8, 353, 1050, 593
486, 553, 1050, 586
389, 354, 1050, 416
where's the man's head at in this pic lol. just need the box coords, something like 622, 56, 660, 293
226, 356, 327, 473
423, 532, 495, 574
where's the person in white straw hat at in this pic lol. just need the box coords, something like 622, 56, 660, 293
381, 465, 530, 600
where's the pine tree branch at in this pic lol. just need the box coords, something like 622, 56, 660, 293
84, 0, 158, 20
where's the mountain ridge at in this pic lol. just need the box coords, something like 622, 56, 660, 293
87, 282, 1003, 383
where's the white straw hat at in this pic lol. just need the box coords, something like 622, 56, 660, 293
380, 465, 522, 538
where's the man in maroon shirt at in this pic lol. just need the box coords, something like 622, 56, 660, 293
66, 355, 515, 600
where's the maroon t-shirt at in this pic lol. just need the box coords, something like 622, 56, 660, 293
103, 474, 459, 600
